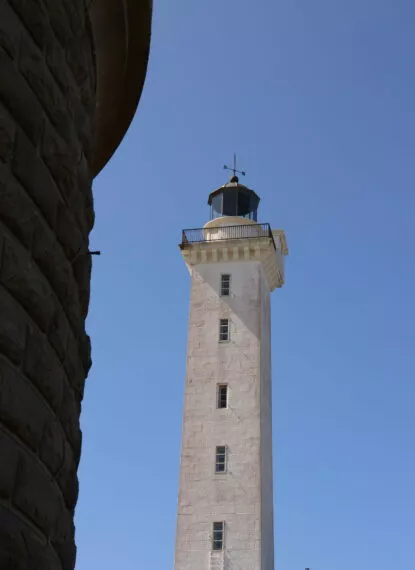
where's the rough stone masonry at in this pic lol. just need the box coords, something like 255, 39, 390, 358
0, 1, 151, 568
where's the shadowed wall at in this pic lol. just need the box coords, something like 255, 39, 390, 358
0, 0, 151, 567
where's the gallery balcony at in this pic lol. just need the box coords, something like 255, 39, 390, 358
180, 223, 277, 250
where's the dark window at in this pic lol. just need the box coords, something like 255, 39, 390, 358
222, 189, 237, 216
237, 191, 251, 217
212, 522, 224, 551
217, 384, 228, 409
219, 319, 229, 342
215, 446, 227, 473
220, 274, 231, 296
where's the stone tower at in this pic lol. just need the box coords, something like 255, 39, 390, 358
0, 1, 151, 568
175, 174, 288, 570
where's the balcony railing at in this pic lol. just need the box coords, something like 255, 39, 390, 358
180, 223, 276, 250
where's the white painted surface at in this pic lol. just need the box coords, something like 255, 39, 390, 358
174, 255, 276, 570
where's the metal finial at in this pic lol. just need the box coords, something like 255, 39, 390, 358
224, 153, 246, 179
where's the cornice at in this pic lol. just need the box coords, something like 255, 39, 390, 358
180, 238, 285, 292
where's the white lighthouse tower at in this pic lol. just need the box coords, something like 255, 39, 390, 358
174, 168, 288, 570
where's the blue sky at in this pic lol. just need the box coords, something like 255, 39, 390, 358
75, 1, 415, 569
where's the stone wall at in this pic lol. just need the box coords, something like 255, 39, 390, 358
0, 0, 95, 568
174, 260, 274, 570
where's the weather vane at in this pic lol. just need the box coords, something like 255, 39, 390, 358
224, 153, 246, 178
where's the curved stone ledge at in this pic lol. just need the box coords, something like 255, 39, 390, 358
90, 0, 152, 175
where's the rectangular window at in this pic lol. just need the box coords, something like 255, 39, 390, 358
219, 319, 229, 342
215, 446, 227, 473
220, 274, 231, 296
212, 522, 224, 551
217, 384, 228, 409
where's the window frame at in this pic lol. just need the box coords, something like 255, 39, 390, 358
220, 273, 231, 297
219, 318, 230, 342
215, 445, 227, 474
212, 521, 225, 551
217, 384, 228, 409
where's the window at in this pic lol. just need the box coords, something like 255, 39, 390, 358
212, 522, 224, 551
215, 446, 227, 473
220, 274, 231, 296
217, 384, 228, 409
222, 189, 237, 216
219, 319, 229, 342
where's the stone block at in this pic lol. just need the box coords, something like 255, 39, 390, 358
12, 129, 59, 228
41, 125, 88, 237
66, 35, 91, 87
77, 156, 94, 215
31, 213, 75, 308
72, 100, 93, 160
55, 200, 83, 261
0, 357, 51, 452
0, 165, 36, 250
0, 49, 45, 145
56, 440, 78, 510
51, 507, 76, 570
0, 105, 15, 163
79, 75, 95, 118
72, 254, 91, 320
1, 237, 55, 333
59, 382, 81, 460
0, 505, 27, 569
48, 307, 70, 364
9, 0, 54, 50
80, 333, 92, 376
24, 327, 65, 413
39, 418, 65, 476
19, 38, 74, 142
62, 288, 83, 343
62, 0, 86, 37
63, 332, 85, 399
20, 530, 60, 570
0, 286, 27, 366
42, 0, 73, 46
44, 39, 75, 104
14, 451, 63, 535
0, 3, 20, 59
0, 431, 19, 500
41, 120, 80, 207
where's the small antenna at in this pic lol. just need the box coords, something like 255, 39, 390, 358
224, 153, 246, 178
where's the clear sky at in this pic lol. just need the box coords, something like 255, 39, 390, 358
75, 1, 415, 569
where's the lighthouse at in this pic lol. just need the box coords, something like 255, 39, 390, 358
174, 169, 288, 570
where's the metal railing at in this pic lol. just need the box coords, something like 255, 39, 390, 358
180, 223, 276, 250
